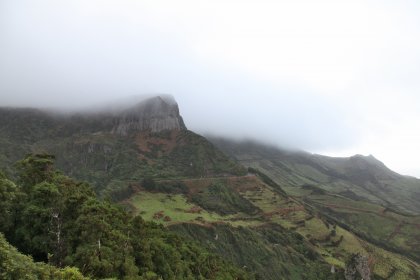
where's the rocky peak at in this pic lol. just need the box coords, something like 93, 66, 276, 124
348, 154, 400, 180
112, 95, 186, 135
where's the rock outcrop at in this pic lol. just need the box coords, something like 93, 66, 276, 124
344, 253, 371, 280
112, 95, 186, 135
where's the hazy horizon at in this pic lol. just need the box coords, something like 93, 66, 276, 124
1, 1, 420, 177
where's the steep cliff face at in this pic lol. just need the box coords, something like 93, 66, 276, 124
0, 95, 188, 181
0, 95, 243, 191
112, 96, 186, 135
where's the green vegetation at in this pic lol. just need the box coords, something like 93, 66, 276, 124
129, 192, 227, 224
0, 107, 246, 197
212, 138, 420, 265
2, 107, 420, 279
127, 191, 263, 228
171, 223, 343, 280
191, 182, 259, 215
212, 138, 420, 214
142, 178, 189, 194
129, 170, 420, 279
168, 131, 247, 177
0, 154, 251, 279
0, 233, 87, 280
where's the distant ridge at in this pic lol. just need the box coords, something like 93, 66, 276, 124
210, 137, 420, 214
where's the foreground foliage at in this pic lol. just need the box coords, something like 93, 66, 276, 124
0, 154, 250, 279
0, 233, 86, 280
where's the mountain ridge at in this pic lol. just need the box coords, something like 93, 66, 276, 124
1, 96, 420, 279
0, 96, 242, 191
209, 137, 420, 214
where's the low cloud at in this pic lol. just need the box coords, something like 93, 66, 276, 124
1, 0, 420, 176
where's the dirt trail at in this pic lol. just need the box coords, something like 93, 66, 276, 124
264, 206, 305, 218
323, 203, 420, 227
155, 174, 257, 183
166, 220, 225, 228
387, 222, 405, 241
324, 204, 388, 216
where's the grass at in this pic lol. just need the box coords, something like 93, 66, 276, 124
361, 238, 420, 279
127, 191, 263, 227
128, 192, 224, 223
303, 192, 420, 262
125, 173, 420, 280
235, 177, 420, 279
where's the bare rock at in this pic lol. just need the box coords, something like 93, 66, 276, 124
344, 253, 371, 280
112, 95, 186, 135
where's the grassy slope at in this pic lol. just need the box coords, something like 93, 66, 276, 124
210, 138, 420, 214
0, 107, 244, 193
0, 113, 244, 193
2, 108, 419, 279
210, 139, 420, 262
126, 174, 420, 279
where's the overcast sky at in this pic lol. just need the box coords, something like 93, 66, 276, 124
1, 0, 420, 176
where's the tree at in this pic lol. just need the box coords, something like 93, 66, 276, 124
142, 177, 156, 191
0, 233, 87, 280
15, 154, 55, 190
3, 154, 250, 279
0, 176, 22, 233
17, 182, 61, 262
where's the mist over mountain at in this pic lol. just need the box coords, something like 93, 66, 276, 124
1, 94, 419, 279
210, 136, 420, 213
2, 1, 420, 279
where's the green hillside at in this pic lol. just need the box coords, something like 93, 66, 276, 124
1, 99, 420, 279
210, 139, 420, 214
125, 172, 420, 279
0, 154, 250, 279
0, 233, 87, 280
0, 102, 244, 194
210, 138, 420, 263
